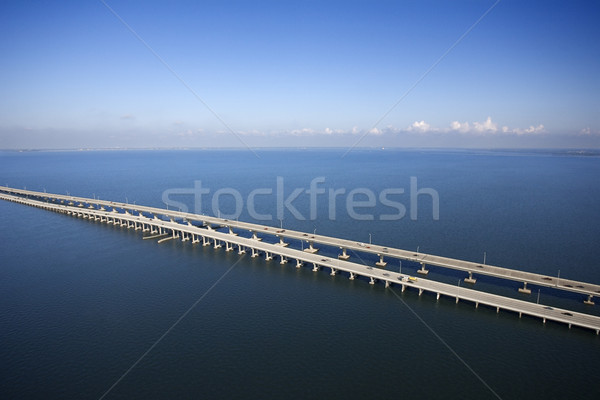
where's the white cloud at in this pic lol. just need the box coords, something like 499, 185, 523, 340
523, 124, 545, 134
369, 127, 382, 135
449, 117, 544, 136
472, 116, 498, 133
503, 124, 545, 135
450, 120, 471, 133
407, 120, 432, 133
290, 128, 316, 136
578, 127, 600, 135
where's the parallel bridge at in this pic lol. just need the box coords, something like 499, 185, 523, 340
1, 186, 599, 335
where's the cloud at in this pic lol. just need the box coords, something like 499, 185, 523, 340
578, 127, 600, 136
450, 120, 471, 133
120, 114, 135, 120
407, 120, 432, 133
170, 119, 552, 139
449, 117, 544, 136
501, 124, 545, 135
472, 116, 498, 133
289, 128, 316, 136
449, 116, 497, 134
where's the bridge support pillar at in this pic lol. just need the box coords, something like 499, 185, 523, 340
278, 236, 288, 247
312, 263, 319, 272
436, 293, 440, 300
280, 255, 287, 264
376, 254, 387, 267
202, 236, 211, 246
464, 271, 477, 284
401, 284, 406, 292
496, 307, 500, 313
251, 232, 262, 241
296, 259, 303, 268
385, 280, 390, 288
369, 277, 375, 285
584, 295, 595, 305
330, 268, 337, 276
238, 246, 246, 255
338, 248, 349, 260
182, 232, 189, 242
228, 227, 237, 236
192, 234, 199, 244
519, 312, 522, 318
349, 272, 355, 280
251, 248, 259, 258
265, 252, 273, 261
304, 242, 318, 254
417, 262, 429, 275
475, 302, 479, 309
419, 288, 424, 296
226, 242, 233, 251
518, 282, 531, 294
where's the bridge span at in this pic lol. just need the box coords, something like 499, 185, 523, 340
1, 186, 599, 335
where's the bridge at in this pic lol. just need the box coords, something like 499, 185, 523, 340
1, 186, 600, 335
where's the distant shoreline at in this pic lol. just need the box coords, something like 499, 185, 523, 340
1, 147, 600, 157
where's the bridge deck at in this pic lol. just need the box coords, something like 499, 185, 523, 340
1, 188, 600, 335
2, 186, 599, 299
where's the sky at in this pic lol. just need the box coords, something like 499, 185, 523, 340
0, 0, 599, 149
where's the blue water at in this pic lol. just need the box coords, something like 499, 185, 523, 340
1, 149, 599, 399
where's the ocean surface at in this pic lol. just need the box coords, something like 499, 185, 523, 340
0, 148, 599, 399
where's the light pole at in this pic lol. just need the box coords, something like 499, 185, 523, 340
483, 251, 487, 265
399, 260, 402, 274
369, 233, 372, 244
557, 270, 560, 287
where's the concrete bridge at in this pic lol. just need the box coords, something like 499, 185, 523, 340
1, 186, 599, 335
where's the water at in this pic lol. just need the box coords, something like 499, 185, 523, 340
1, 149, 599, 399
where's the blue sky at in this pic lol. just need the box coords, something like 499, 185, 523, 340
1, 0, 599, 149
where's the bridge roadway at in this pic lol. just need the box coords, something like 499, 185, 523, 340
2, 186, 599, 302
1, 190, 600, 335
